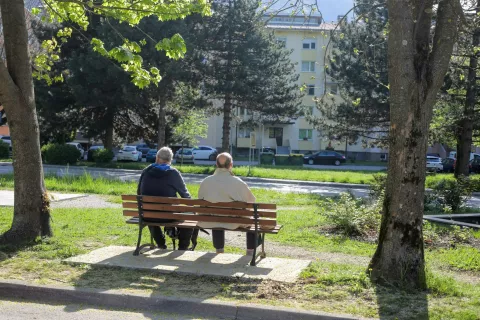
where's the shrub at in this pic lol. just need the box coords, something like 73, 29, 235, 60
369, 174, 386, 199
430, 176, 472, 212
93, 148, 114, 163
41, 143, 80, 165
324, 193, 382, 236
0, 140, 9, 158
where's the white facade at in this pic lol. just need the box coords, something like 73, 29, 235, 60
198, 14, 388, 160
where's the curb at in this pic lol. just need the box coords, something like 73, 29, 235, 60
0, 280, 358, 320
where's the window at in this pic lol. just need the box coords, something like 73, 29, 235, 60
301, 61, 315, 72
307, 85, 315, 96
276, 37, 287, 47
238, 107, 245, 116
299, 129, 313, 140
238, 128, 251, 138
329, 83, 338, 94
200, 147, 212, 151
302, 39, 316, 49
268, 127, 283, 138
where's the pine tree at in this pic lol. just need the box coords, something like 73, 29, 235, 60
313, 2, 389, 145
198, 0, 303, 151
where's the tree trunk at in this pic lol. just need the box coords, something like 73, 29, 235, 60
369, 0, 460, 288
157, 99, 166, 148
454, 1, 479, 178
221, 93, 232, 152
103, 112, 114, 150
0, 0, 51, 244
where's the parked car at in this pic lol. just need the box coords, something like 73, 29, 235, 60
175, 148, 194, 163
426, 156, 443, 172
449, 151, 480, 161
261, 147, 276, 155
469, 158, 480, 173
117, 146, 142, 162
87, 145, 104, 162
303, 151, 346, 166
66, 142, 85, 159
146, 149, 157, 163
192, 146, 217, 160
136, 143, 151, 158
442, 157, 455, 173
0, 135, 11, 148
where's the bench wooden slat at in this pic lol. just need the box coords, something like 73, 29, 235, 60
121, 195, 276, 210
122, 202, 277, 218
123, 210, 277, 226
126, 217, 282, 234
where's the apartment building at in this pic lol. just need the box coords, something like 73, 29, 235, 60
198, 13, 388, 160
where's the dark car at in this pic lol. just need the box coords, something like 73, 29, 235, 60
470, 158, 480, 174
303, 150, 346, 166
136, 144, 151, 158
442, 157, 455, 173
146, 149, 157, 163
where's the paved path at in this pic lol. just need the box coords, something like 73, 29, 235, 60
0, 299, 212, 320
0, 190, 86, 207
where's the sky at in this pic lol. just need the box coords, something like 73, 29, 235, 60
264, 0, 355, 22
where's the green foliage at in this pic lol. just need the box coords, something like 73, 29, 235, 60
313, 2, 389, 145
35, 0, 211, 87
430, 177, 472, 212
93, 149, 114, 163
324, 193, 382, 236
172, 108, 208, 146
369, 173, 386, 199
0, 141, 10, 159
41, 143, 80, 165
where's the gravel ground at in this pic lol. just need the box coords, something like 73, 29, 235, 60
198, 230, 370, 265
51, 195, 121, 209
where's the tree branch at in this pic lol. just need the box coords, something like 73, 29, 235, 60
428, 0, 462, 99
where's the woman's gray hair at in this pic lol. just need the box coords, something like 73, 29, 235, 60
156, 147, 173, 163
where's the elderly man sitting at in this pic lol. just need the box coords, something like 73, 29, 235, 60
198, 152, 257, 255
137, 147, 193, 250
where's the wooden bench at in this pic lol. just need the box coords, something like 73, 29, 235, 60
122, 195, 281, 266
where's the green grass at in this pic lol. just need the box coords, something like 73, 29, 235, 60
0, 206, 479, 319
61, 161, 480, 191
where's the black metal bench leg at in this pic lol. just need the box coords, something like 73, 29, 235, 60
133, 224, 144, 256
260, 233, 266, 258
150, 232, 155, 250
250, 231, 258, 266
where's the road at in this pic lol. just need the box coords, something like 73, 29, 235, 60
0, 163, 479, 207
0, 300, 214, 320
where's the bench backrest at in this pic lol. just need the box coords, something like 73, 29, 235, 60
122, 195, 277, 227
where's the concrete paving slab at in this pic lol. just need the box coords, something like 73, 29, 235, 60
0, 190, 86, 207
64, 246, 311, 283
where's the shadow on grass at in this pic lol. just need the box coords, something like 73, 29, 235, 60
374, 283, 429, 320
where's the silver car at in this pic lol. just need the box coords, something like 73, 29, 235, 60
426, 156, 443, 172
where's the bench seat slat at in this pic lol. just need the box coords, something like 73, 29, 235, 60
126, 217, 282, 234
121, 195, 276, 210
123, 210, 276, 226
122, 202, 276, 218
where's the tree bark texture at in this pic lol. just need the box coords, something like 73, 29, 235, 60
454, 0, 479, 178
369, 0, 460, 288
157, 99, 166, 148
221, 92, 232, 152
0, 0, 52, 243
103, 111, 114, 150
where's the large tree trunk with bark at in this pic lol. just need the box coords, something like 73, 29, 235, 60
0, 0, 51, 244
221, 93, 232, 152
369, 0, 460, 288
455, 1, 479, 178
157, 99, 166, 148
103, 111, 114, 150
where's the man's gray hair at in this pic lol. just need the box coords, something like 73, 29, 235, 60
156, 147, 173, 162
